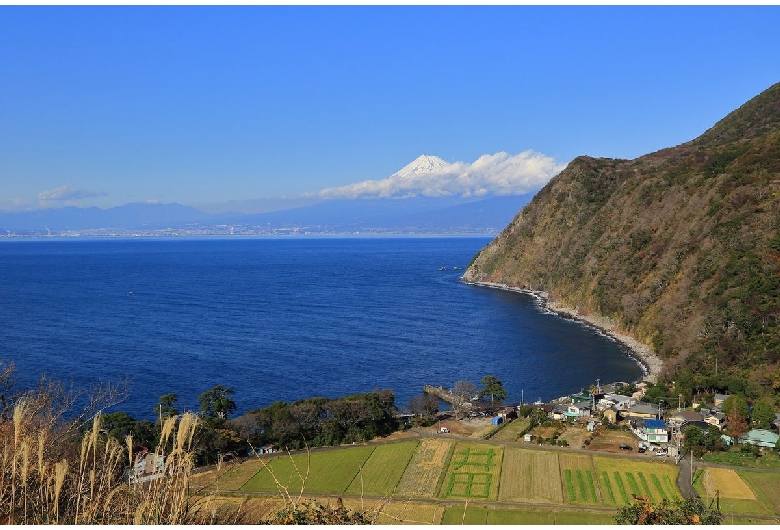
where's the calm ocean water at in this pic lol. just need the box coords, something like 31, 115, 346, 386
0, 237, 642, 420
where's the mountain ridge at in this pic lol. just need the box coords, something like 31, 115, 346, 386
463, 81, 780, 396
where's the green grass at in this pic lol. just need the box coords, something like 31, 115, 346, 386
601, 471, 616, 504
439, 443, 502, 500
442, 505, 614, 525
614, 472, 629, 504
739, 470, 780, 515
585, 470, 598, 503
565, 469, 576, 502
702, 449, 780, 469
344, 441, 417, 496
637, 471, 655, 502
241, 445, 374, 495
692, 475, 772, 516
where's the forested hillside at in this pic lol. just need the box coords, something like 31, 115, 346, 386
464, 81, 780, 398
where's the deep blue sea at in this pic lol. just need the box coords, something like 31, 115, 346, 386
0, 237, 642, 420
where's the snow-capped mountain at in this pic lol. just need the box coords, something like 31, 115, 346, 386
391, 154, 452, 179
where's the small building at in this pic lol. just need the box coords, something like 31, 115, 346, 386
642, 419, 670, 444
550, 404, 568, 421
524, 433, 533, 443
127, 451, 165, 484
587, 421, 597, 432
713, 394, 729, 407
631, 419, 669, 443
704, 412, 727, 431
599, 393, 635, 411
603, 409, 618, 425
667, 410, 704, 427
622, 402, 660, 420
773, 413, 780, 432
739, 429, 779, 449
567, 403, 592, 419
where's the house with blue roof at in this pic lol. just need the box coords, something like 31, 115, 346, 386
632, 418, 669, 443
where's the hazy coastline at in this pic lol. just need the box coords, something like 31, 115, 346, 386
462, 280, 662, 384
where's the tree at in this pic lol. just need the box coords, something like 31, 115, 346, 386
198, 385, 237, 423
452, 380, 478, 419
529, 406, 548, 428
409, 392, 439, 419
750, 398, 776, 429
479, 375, 508, 404
722, 395, 749, 439
155, 393, 180, 422
615, 497, 722, 525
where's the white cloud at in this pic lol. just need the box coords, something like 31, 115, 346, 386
312, 150, 568, 200
37, 184, 107, 202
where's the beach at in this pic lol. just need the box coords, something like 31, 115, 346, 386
463, 280, 663, 384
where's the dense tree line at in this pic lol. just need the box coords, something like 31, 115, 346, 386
231, 389, 398, 450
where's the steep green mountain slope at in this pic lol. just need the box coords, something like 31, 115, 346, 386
464, 82, 780, 395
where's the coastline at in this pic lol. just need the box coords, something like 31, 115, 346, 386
462, 280, 662, 384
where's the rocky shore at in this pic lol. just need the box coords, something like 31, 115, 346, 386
462, 280, 663, 383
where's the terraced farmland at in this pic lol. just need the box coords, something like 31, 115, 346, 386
344, 441, 418, 496
192, 434, 780, 524
498, 448, 563, 503
559, 453, 599, 504
241, 445, 374, 495
594, 456, 680, 505
395, 438, 453, 497
440, 443, 503, 500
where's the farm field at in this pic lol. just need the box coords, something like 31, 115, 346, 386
498, 447, 563, 503
490, 417, 530, 442
394, 438, 453, 498
739, 470, 780, 514
440, 504, 614, 524
693, 468, 772, 517
594, 455, 681, 506
439, 442, 503, 501
191, 434, 780, 524
241, 445, 374, 495
344, 441, 418, 497
559, 452, 599, 504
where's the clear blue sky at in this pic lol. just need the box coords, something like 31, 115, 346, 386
2, 6, 779, 212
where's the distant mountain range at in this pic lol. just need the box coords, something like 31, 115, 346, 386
0, 194, 535, 235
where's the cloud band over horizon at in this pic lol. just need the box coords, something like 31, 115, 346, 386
311, 150, 568, 200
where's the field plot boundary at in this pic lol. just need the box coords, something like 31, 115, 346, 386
738, 470, 780, 516
498, 448, 563, 504
345, 440, 418, 497
395, 438, 453, 498
240, 445, 375, 495
439, 442, 503, 501
593, 455, 681, 506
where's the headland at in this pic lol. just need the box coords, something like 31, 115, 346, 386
462, 280, 662, 384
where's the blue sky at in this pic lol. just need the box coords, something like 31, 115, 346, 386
2, 6, 779, 213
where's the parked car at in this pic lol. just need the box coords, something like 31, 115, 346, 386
656, 448, 667, 456
638, 446, 646, 453
619, 444, 633, 450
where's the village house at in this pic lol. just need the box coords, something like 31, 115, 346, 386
704, 412, 727, 431
631, 419, 670, 444
566, 403, 593, 419
597, 393, 635, 411
739, 429, 779, 449
127, 450, 165, 484
621, 402, 660, 421
666, 410, 705, 427
713, 394, 729, 408
549, 404, 568, 421
602, 408, 619, 425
